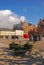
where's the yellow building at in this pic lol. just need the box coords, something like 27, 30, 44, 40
23, 22, 29, 34
23, 21, 37, 34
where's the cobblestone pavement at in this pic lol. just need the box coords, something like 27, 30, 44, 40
0, 47, 44, 65
0, 38, 44, 65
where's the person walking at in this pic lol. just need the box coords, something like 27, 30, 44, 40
33, 34, 37, 43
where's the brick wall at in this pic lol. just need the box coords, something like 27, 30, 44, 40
37, 19, 44, 36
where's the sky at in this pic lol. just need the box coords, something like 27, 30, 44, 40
0, 0, 44, 28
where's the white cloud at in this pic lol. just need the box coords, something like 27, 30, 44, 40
0, 10, 12, 16
0, 10, 25, 29
20, 16, 25, 22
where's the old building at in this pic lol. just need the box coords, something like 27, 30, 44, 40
37, 19, 44, 36
23, 22, 29, 34
0, 28, 24, 39
13, 21, 36, 34
23, 21, 37, 34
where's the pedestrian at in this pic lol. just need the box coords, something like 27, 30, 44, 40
38, 35, 41, 41
30, 35, 32, 41
33, 34, 37, 43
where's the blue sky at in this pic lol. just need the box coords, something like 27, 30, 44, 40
0, 0, 44, 25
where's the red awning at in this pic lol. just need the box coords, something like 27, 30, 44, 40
23, 34, 30, 38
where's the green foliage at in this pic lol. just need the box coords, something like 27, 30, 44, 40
24, 42, 33, 51
14, 44, 19, 50
9, 42, 15, 50
9, 42, 33, 56
9, 42, 19, 50
24, 42, 30, 50
24, 42, 29, 47
18, 44, 23, 50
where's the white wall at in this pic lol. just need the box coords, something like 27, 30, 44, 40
0, 31, 15, 36
15, 30, 23, 36
0, 30, 24, 36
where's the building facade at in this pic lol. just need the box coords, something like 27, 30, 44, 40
37, 19, 44, 36
23, 22, 37, 34
23, 22, 29, 34
0, 30, 24, 39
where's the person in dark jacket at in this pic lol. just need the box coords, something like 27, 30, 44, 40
33, 34, 37, 43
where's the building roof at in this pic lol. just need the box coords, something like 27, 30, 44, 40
0, 28, 13, 31
13, 22, 24, 30
38, 19, 44, 26
13, 21, 33, 30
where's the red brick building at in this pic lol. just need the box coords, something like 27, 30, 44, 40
37, 19, 44, 36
